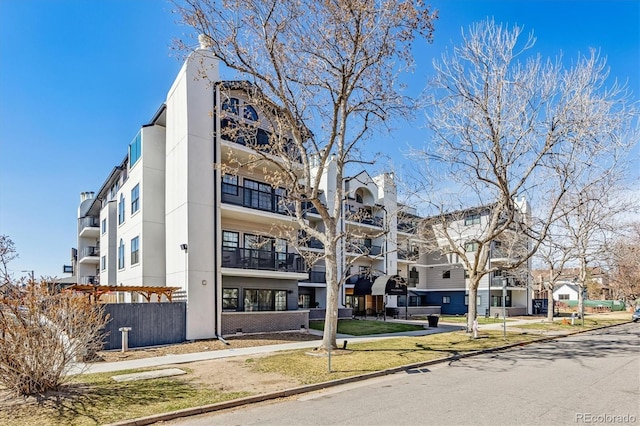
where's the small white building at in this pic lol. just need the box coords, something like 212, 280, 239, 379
553, 282, 580, 301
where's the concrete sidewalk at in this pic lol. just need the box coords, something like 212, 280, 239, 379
71, 323, 462, 376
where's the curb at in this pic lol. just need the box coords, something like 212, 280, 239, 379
106, 321, 630, 426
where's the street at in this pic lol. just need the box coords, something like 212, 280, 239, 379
168, 323, 639, 425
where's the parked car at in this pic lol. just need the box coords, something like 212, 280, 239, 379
632, 309, 640, 322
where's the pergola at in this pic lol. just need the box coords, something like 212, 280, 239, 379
67, 285, 182, 303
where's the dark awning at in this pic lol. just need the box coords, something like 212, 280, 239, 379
352, 277, 374, 295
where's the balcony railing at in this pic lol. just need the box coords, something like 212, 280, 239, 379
299, 237, 324, 249
81, 246, 100, 258
301, 270, 326, 283
398, 248, 419, 261
222, 247, 306, 273
345, 209, 383, 227
491, 277, 527, 287
222, 185, 288, 215
81, 275, 99, 285
346, 242, 382, 256
397, 221, 417, 233
78, 216, 99, 233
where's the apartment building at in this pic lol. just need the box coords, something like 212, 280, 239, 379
415, 202, 533, 316
75, 40, 416, 340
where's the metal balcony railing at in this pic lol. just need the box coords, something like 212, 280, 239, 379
222, 185, 288, 215
346, 242, 382, 256
301, 270, 326, 283
221, 246, 306, 273
299, 237, 324, 249
491, 277, 527, 287
397, 221, 417, 233
78, 216, 99, 232
81, 275, 99, 285
345, 209, 383, 227
81, 246, 100, 257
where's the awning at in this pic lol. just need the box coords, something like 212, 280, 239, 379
372, 275, 407, 296
352, 277, 374, 295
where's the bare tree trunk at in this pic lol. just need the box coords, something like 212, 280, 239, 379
322, 254, 339, 350
467, 278, 480, 333
546, 283, 555, 322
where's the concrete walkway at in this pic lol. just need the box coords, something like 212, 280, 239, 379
71, 323, 463, 376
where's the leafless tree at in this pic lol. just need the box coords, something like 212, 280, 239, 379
535, 232, 574, 322
409, 19, 638, 332
173, 0, 437, 349
609, 222, 640, 308
0, 234, 18, 290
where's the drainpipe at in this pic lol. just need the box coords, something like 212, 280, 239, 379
213, 82, 224, 342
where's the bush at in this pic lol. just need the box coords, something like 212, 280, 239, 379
0, 282, 109, 396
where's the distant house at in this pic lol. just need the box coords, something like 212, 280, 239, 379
553, 282, 580, 301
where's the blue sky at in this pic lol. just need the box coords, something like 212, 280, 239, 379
0, 0, 638, 279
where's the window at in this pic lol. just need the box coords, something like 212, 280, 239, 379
243, 289, 287, 311
243, 179, 272, 210
118, 239, 125, 269
222, 231, 239, 248
222, 174, 238, 195
464, 269, 469, 279
243, 104, 259, 121
256, 128, 270, 145
118, 194, 125, 225
464, 213, 481, 226
465, 241, 479, 252
442, 270, 451, 279
101, 218, 106, 234
442, 296, 451, 304
131, 184, 140, 214
129, 132, 141, 166
559, 294, 570, 300
223, 288, 239, 311
222, 97, 239, 115
101, 256, 106, 271
131, 236, 140, 265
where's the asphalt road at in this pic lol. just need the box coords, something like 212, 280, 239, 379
169, 323, 639, 425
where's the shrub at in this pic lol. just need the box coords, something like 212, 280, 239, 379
0, 281, 109, 396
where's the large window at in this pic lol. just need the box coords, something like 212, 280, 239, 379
131, 184, 140, 214
118, 239, 125, 269
223, 288, 239, 311
118, 194, 125, 225
129, 132, 141, 167
464, 213, 481, 226
559, 294, 570, 300
243, 179, 273, 210
131, 236, 140, 265
243, 289, 287, 311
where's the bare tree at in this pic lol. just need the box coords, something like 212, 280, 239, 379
0, 234, 18, 290
609, 222, 640, 308
409, 19, 637, 332
174, 0, 437, 349
535, 232, 574, 322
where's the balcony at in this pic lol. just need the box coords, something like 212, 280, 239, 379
222, 184, 288, 215
491, 277, 527, 288
345, 209, 383, 227
79, 246, 100, 264
81, 275, 99, 285
301, 270, 326, 284
299, 237, 324, 250
222, 247, 306, 273
398, 248, 419, 261
78, 216, 99, 238
397, 221, 417, 234
346, 242, 382, 256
